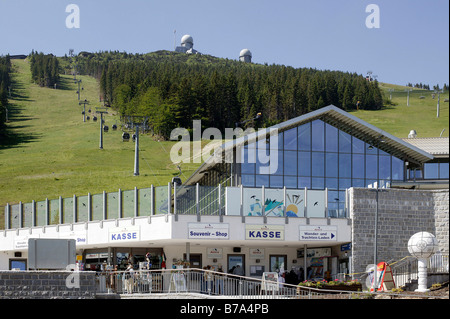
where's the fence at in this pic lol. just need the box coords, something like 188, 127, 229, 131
4, 183, 348, 229
391, 254, 449, 288
96, 268, 350, 299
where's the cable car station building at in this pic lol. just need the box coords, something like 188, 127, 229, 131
1, 105, 448, 281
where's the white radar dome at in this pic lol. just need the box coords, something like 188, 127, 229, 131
181, 35, 194, 46
240, 49, 252, 57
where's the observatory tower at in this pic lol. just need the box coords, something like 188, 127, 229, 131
239, 49, 252, 63
175, 34, 200, 54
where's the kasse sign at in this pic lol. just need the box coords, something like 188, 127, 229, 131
245, 225, 284, 240
109, 226, 140, 242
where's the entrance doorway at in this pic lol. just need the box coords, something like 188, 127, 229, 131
270, 255, 287, 273
228, 254, 245, 276
184, 253, 202, 269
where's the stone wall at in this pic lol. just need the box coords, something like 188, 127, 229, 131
0, 271, 96, 299
349, 188, 449, 278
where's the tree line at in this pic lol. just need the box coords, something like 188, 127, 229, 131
0, 55, 11, 130
71, 50, 384, 138
29, 51, 60, 88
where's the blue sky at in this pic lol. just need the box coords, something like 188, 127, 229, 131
1, 0, 448, 87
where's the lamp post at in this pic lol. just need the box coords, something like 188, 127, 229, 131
405, 89, 412, 106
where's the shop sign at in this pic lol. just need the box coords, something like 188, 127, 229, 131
341, 243, 352, 251
14, 235, 39, 249
299, 225, 337, 241
188, 223, 229, 240
207, 248, 223, 259
59, 230, 87, 244
109, 226, 140, 242
249, 248, 265, 258
245, 225, 284, 240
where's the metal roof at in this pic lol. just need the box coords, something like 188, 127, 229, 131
184, 105, 434, 185
401, 137, 449, 158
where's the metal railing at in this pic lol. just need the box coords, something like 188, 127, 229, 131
95, 268, 365, 299
391, 254, 449, 288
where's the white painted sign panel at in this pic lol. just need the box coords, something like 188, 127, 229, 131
188, 223, 229, 240
245, 225, 285, 240
109, 226, 140, 242
299, 226, 337, 241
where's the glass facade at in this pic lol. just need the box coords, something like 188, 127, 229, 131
240, 119, 406, 212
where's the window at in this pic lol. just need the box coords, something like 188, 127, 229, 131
311, 120, 324, 151
284, 151, 297, 176
339, 131, 352, 153
325, 123, 338, 152
284, 127, 297, 150
326, 153, 338, 177
366, 155, 378, 179
270, 175, 283, 188
352, 136, 365, 154
352, 154, 365, 179
298, 151, 311, 176
242, 174, 255, 187
298, 122, 311, 151
312, 152, 325, 176
256, 175, 269, 187
339, 153, 351, 178
424, 163, 439, 179
392, 156, 404, 181
379, 156, 391, 180
440, 162, 449, 179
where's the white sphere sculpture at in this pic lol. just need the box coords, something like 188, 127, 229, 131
407, 232, 439, 292
407, 232, 439, 259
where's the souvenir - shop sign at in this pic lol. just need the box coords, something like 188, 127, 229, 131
245, 225, 284, 240
188, 223, 229, 240
299, 225, 337, 241
109, 226, 140, 242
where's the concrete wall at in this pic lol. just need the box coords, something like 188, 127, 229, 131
349, 188, 449, 279
0, 271, 96, 299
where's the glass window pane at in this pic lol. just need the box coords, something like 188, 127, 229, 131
270, 175, 283, 188
92, 193, 103, 221
366, 155, 378, 179
298, 151, 311, 176
242, 174, 255, 187
273, 150, 283, 175
107, 192, 119, 219
298, 122, 311, 151
63, 197, 73, 224
284, 127, 297, 150
366, 143, 378, 155
256, 175, 269, 187
139, 188, 152, 217
325, 124, 338, 152
352, 154, 365, 178
379, 156, 391, 180
242, 162, 255, 174
49, 199, 60, 225
325, 178, 338, 190
284, 176, 297, 188
122, 190, 135, 218
269, 131, 283, 150
36, 201, 47, 226
77, 196, 89, 222
424, 163, 439, 179
339, 131, 352, 153
440, 162, 449, 179
392, 156, 404, 181
298, 177, 311, 189
312, 152, 325, 176
326, 153, 338, 177
311, 120, 324, 151
352, 179, 365, 187
284, 151, 297, 176
339, 178, 352, 190
339, 153, 352, 178
352, 136, 365, 154
312, 177, 324, 189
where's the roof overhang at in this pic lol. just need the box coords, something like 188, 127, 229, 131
184, 105, 434, 185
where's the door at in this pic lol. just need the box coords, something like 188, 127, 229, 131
228, 254, 245, 276
184, 253, 202, 269
270, 255, 287, 273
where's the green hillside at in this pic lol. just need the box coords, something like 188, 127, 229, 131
0, 59, 200, 226
0, 58, 448, 228
351, 82, 449, 138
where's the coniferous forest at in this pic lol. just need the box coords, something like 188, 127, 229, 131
69, 50, 384, 138
0, 55, 11, 129
29, 51, 60, 88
